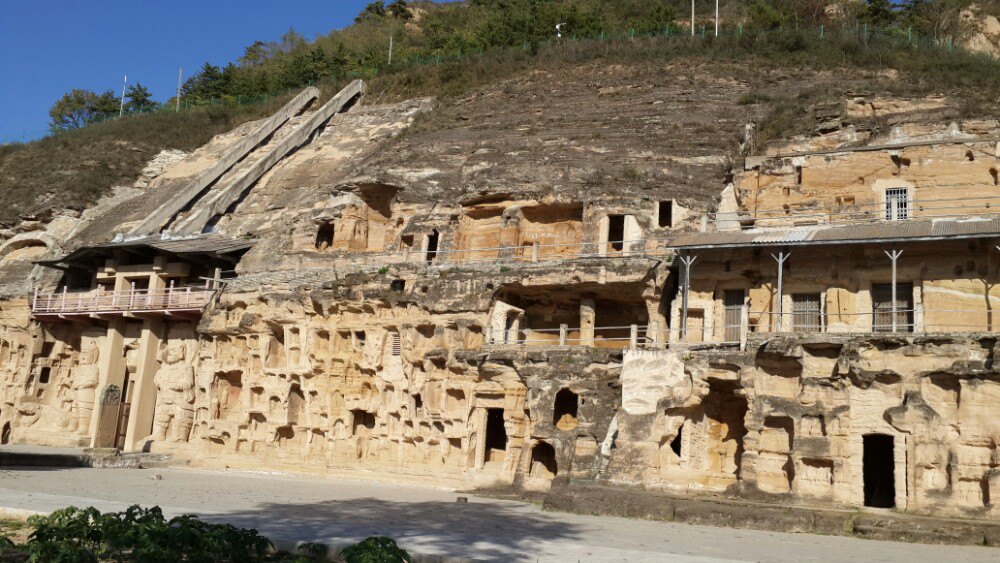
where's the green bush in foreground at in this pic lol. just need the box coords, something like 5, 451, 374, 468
25, 505, 272, 562
340, 536, 411, 563
4, 505, 412, 562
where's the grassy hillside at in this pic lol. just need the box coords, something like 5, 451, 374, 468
2, 0, 1000, 228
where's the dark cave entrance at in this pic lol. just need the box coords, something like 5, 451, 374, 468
863, 434, 896, 508
484, 408, 507, 464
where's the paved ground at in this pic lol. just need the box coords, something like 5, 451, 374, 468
0, 466, 997, 562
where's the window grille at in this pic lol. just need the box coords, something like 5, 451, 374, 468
885, 188, 909, 221
723, 289, 745, 342
792, 293, 823, 332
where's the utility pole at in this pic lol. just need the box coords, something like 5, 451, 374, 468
388, 34, 394, 66
175, 67, 182, 113
691, 0, 696, 37
715, 0, 719, 37
119, 74, 127, 117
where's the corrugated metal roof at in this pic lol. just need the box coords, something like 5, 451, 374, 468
93, 236, 256, 254
37, 235, 255, 268
671, 217, 1000, 249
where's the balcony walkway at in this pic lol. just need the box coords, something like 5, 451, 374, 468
31, 286, 216, 321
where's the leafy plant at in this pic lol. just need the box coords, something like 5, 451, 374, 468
297, 541, 328, 558
0, 534, 15, 556
340, 536, 411, 563
24, 505, 272, 562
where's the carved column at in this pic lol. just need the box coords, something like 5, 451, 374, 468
123, 317, 164, 451
88, 317, 126, 447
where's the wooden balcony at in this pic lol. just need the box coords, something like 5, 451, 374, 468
31, 286, 216, 321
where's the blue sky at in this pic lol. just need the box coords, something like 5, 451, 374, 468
0, 1, 381, 142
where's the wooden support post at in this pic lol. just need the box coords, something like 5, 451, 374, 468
559, 324, 568, 346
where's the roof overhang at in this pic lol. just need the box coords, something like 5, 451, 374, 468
670, 218, 1000, 251
36, 235, 256, 271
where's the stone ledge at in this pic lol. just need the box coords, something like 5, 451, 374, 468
543, 482, 1000, 548
0, 448, 172, 470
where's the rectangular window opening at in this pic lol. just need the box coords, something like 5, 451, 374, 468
425, 230, 439, 263
885, 188, 909, 221
723, 290, 745, 342
608, 215, 625, 251
658, 201, 673, 228
872, 283, 914, 333
792, 293, 823, 332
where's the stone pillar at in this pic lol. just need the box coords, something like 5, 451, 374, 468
597, 216, 610, 256
580, 295, 596, 347
474, 407, 488, 470
89, 317, 126, 447
623, 214, 641, 255
123, 317, 164, 451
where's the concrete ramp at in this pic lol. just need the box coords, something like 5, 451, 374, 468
169, 79, 366, 236
127, 87, 321, 237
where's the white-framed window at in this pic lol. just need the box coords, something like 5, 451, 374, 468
885, 188, 909, 221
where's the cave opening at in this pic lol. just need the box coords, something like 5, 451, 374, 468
863, 434, 896, 508
553, 388, 579, 430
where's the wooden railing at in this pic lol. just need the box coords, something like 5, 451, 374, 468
32, 285, 216, 316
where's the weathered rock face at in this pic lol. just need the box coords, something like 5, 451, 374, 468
617, 334, 1000, 518
1, 73, 999, 523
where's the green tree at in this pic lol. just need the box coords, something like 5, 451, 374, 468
48, 89, 121, 131
388, 0, 413, 19
286, 46, 333, 86
239, 40, 271, 66
181, 63, 228, 101
900, 0, 974, 40
124, 83, 154, 112
746, 0, 789, 30
356, 1, 387, 22
859, 0, 898, 27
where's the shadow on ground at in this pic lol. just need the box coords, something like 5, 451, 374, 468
208, 496, 580, 560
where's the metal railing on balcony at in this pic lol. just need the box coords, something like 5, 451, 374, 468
485, 323, 661, 350
299, 238, 673, 275
32, 285, 217, 317
671, 308, 1000, 345
709, 190, 1000, 229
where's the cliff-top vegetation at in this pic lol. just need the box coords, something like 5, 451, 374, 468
2, 0, 1000, 227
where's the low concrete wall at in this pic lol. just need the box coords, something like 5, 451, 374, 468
544, 481, 1000, 548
